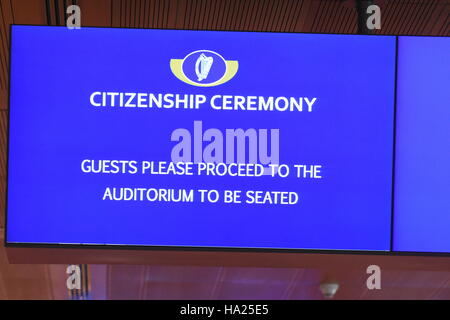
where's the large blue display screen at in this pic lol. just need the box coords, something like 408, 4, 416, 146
393, 36, 450, 253
6, 26, 396, 251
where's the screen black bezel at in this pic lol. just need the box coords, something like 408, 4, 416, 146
4, 24, 449, 257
